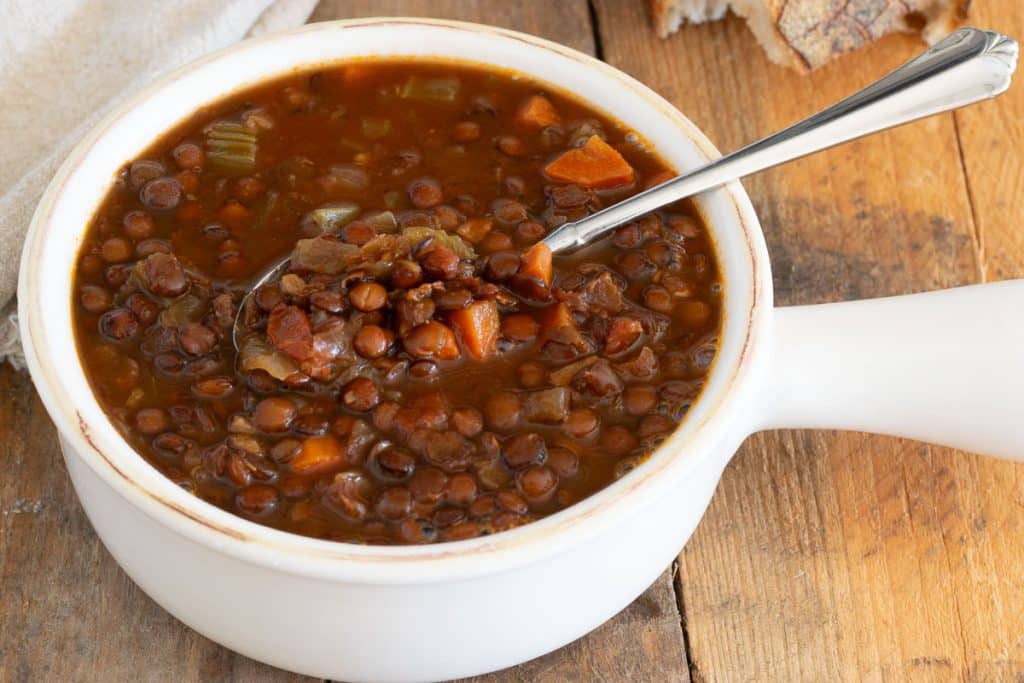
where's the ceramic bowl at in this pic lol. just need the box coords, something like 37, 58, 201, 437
18, 18, 1024, 682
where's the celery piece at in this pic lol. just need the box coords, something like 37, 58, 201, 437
398, 76, 461, 103
205, 121, 257, 172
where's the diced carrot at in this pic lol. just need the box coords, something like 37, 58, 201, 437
544, 135, 635, 189
538, 302, 591, 351
509, 242, 553, 300
539, 302, 574, 339
450, 300, 500, 360
291, 434, 347, 474
521, 242, 552, 287
517, 94, 561, 128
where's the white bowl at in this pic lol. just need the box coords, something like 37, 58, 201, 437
18, 18, 1024, 682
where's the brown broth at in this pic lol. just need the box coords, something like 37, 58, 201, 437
72, 60, 721, 544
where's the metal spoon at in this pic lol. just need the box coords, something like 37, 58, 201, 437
542, 27, 1017, 253
234, 27, 1017, 349
232, 256, 291, 350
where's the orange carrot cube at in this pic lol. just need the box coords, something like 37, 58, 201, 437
517, 94, 561, 128
291, 434, 347, 474
520, 242, 552, 287
450, 300, 500, 360
544, 135, 635, 189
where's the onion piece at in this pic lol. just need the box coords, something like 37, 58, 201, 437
365, 210, 398, 234
401, 227, 476, 259
328, 164, 370, 193
290, 237, 360, 275
312, 319, 357, 365
548, 356, 599, 387
238, 336, 299, 380
158, 294, 205, 328
302, 202, 361, 235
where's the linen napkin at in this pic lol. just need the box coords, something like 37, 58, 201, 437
0, 0, 318, 369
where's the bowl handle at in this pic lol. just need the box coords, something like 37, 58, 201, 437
751, 280, 1024, 460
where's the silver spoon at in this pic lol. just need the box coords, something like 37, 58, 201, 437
542, 27, 1017, 253
234, 27, 1017, 349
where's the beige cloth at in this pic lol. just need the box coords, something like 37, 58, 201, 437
0, 0, 318, 368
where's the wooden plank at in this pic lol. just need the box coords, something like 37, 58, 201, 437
953, 4, 1024, 282
0, 364, 311, 681
310, 0, 596, 54
594, 3, 1024, 682
941, 5, 1024, 681
464, 568, 689, 683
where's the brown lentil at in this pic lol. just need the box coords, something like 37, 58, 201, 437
340, 377, 381, 412
349, 282, 387, 312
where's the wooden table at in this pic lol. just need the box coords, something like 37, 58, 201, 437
3, 2, 1023, 680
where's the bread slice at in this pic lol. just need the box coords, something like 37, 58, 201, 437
650, 0, 972, 71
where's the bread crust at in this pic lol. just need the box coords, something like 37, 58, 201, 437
649, 0, 972, 71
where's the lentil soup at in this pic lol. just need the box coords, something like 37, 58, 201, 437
72, 60, 721, 545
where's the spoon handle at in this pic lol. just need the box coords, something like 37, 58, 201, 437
543, 27, 1018, 254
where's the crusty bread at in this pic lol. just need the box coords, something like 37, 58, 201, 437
650, 0, 972, 71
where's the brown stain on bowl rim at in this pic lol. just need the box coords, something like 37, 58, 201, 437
51, 18, 766, 563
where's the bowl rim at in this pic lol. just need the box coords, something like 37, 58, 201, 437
18, 16, 772, 583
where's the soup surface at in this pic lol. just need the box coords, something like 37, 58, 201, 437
72, 60, 721, 544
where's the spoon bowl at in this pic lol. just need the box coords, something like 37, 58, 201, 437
231, 255, 290, 351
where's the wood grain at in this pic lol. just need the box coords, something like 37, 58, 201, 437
594, 2, 1024, 682
310, 0, 596, 54
954, 2, 1024, 282
463, 568, 689, 683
